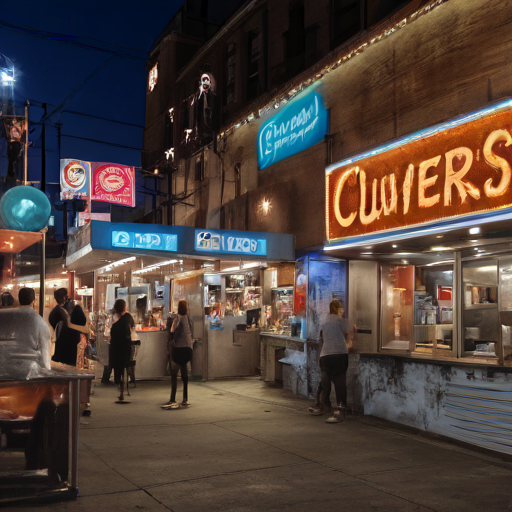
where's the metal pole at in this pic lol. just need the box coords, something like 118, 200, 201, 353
39, 231, 46, 317
24, 100, 29, 184
41, 103, 47, 192
68, 378, 81, 492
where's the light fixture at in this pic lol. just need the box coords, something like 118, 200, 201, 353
259, 197, 272, 215
436, 235, 444, 239
431, 246, 454, 252
392, 244, 397, 248
401, 260, 409, 264
474, 248, 479, 251
469, 227, 481, 235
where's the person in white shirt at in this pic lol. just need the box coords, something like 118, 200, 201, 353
0, 287, 51, 380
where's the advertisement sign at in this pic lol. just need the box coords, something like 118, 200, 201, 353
195, 229, 267, 256
60, 159, 90, 200
258, 88, 329, 170
326, 101, 512, 242
91, 163, 135, 207
112, 231, 178, 252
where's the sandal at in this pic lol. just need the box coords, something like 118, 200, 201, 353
309, 404, 332, 416
326, 406, 346, 423
161, 402, 180, 409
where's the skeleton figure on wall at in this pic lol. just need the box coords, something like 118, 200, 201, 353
194, 69, 218, 145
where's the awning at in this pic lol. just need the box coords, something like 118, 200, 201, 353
66, 221, 295, 273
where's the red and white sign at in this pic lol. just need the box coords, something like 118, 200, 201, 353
91, 163, 135, 207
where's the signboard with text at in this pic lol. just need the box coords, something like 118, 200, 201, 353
195, 229, 267, 256
258, 88, 329, 170
91, 163, 135, 207
60, 159, 91, 200
112, 231, 178, 252
326, 101, 512, 241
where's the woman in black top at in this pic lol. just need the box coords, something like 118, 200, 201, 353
110, 299, 134, 402
52, 301, 87, 366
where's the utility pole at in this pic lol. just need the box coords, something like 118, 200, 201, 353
23, 100, 29, 184
41, 103, 47, 192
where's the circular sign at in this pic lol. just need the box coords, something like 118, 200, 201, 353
99, 168, 125, 192
64, 161, 86, 189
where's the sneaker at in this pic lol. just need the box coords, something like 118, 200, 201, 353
180, 401, 191, 408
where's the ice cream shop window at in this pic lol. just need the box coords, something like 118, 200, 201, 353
381, 264, 414, 351
414, 263, 454, 356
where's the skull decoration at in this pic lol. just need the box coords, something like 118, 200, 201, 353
198, 72, 215, 98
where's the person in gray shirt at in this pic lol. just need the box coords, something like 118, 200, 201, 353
309, 300, 354, 422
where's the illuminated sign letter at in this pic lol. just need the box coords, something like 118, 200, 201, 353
444, 147, 479, 206
483, 129, 512, 197
381, 173, 397, 216
334, 167, 358, 228
403, 164, 414, 215
418, 156, 441, 208
359, 170, 383, 225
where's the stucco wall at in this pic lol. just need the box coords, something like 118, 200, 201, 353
355, 356, 512, 455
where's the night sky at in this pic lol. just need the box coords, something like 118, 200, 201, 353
0, 0, 183, 228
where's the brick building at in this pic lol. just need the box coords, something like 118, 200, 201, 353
139, 0, 512, 455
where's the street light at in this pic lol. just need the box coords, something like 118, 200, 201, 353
0, 53, 15, 85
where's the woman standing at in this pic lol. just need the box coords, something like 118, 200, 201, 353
309, 300, 354, 423
164, 300, 193, 409
110, 299, 134, 402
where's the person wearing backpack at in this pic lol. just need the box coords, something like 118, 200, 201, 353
163, 300, 193, 409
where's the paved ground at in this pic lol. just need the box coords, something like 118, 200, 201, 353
6, 376, 512, 511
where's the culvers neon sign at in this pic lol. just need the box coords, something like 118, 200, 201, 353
258, 89, 329, 170
195, 230, 266, 256
326, 101, 512, 241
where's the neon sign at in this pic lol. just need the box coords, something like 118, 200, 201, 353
326, 100, 512, 241
258, 89, 329, 170
112, 231, 177, 252
195, 230, 266, 256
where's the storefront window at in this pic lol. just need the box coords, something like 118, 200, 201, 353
414, 264, 454, 355
462, 259, 499, 359
499, 256, 512, 364
307, 259, 346, 340
381, 264, 413, 350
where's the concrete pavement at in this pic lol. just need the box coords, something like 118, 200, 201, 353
6, 377, 512, 511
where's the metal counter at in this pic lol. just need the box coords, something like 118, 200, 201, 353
0, 363, 94, 505
134, 330, 169, 380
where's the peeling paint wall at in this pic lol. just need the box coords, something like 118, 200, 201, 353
355, 356, 512, 455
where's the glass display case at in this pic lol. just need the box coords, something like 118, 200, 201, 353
462, 259, 499, 358
264, 287, 293, 335
381, 264, 413, 350
413, 263, 454, 354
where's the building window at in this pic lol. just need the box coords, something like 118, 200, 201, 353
247, 29, 261, 101
148, 63, 158, 92
234, 163, 241, 197
365, 0, 407, 28
330, 0, 361, 51
195, 153, 204, 182
285, 1, 305, 77
226, 42, 237, 105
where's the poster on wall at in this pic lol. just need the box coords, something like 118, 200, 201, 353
91, 162, 135, 207
60, 159, 91, 200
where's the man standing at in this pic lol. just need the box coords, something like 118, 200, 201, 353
0, 287, 51, 379
49, 288, 68, 333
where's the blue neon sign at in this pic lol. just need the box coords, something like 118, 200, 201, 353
195, 230, 266, 256
258, 89, 329, 170
112, 231, 178, 252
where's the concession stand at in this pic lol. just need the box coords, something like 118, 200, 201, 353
65, 221, 295, 381
322, 99, 512, 454
0, 228, 93, 505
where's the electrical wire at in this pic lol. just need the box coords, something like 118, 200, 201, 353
60, 133, 143, 151
0, 19, 148, 61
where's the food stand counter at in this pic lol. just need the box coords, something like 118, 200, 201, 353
0, 363, 94, 505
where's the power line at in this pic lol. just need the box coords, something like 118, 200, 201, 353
62, 109, 144, 128
61, 133, 143, 151
0, 19, 148, 61
28, 100, 144, 128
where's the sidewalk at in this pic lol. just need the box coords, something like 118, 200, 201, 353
6, 376, 512, 511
